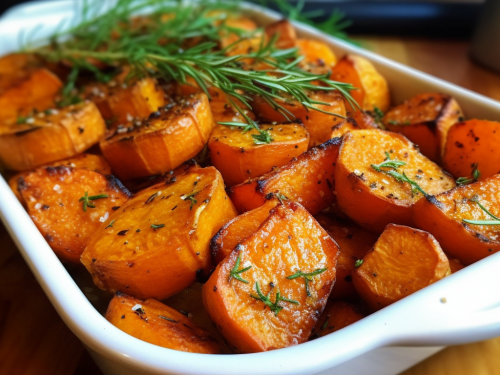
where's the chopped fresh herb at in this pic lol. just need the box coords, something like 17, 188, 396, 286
456, 163, 481, 185
105, 220, 115, 229
250, 281, 299, 316
158, 315, 178, 323
182, 191, 199, 210
79, 192, 109, 212
371, 152, 406, 172
462, 196, 500, 226
286, 268, 327, 296
354, 259, 363, 268
151, 224, 165, 229
321, 316, 330, 331
387, 120, 399, 125
16, 116, 28, 124
229, 254, 252, 284
145, 192, 159, 204
274, 192, 288, 204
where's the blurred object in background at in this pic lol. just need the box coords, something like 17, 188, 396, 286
470, 0, 500, 73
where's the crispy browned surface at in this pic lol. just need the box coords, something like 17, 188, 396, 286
19, 166, 130, 263
353, 224, 450, 311
265, 20, 297, 49
384, 93, 463, 162
211, 199, 279, 266
100, 93, 215, 180
335, 129, 456, 233
297, 39, 337, 70
315, 214, 378, 300
0, 102, 106, 171
442, 119, 500, 180
202, 202, 339, 353
209, 123, 309, 186
228, 138, 341, 215
331, 55, 390, 112
106, 293, 221, 353
447, 256, 465, 274
413, 174, 500, 265
348, 110, 379, 129
0, 53, 42, 92
252, 91, 346, 147
81, 166, 237, 300
310, 300, 364, 339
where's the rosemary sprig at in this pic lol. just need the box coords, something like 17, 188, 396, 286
105, 219, 115, 229
151, 223, 165, 229
79, 192, 108, 212
371, 152, 406, 172
229, 254, 252, 284
463, 196, 500, 226
250, 281, 299, 316
286, 268, 327, 297
182, 191, 199, 210
456, 163, 481, 186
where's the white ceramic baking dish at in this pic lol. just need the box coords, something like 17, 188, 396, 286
2, 2, 500, 375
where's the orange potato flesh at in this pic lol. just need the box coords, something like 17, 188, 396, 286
219, 16, 259, 50
228, 138, 341, 215
353, 224, 450, 311
315, 214, 378, 300
264, 20, 297, 49
310, 300, 365, 339
100, 93, 215, 181
81, 166, 237, 300
448, 256, 465, 274
442, 119, 500, 180
202, 202, 339, 353
413, 174, 500, 265
297, 39, 337, 70
331, 55, 390, 112
335, 129, 456, 233
209, 123, 309, 186
252, 91, 346, 147
106, 293, 221, 354
0, 68, 62, 124
0, 102, 106, 171
210, 199, 279, 266
19, 166, 131, 263
384, 93, 463, 162
0, 53, 42, 92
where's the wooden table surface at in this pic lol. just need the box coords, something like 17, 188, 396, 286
2, 36, 500, 375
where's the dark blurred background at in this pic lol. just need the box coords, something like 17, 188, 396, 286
0, 0, 485, 38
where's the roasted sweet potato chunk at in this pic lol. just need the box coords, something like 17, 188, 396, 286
209, 123, 309, 186
353, 224, 450, 311
442, 119, 500, 181
211, 199, 279, 265
413, 174, 500, 265
384, 93, 463, 162
331, 55, 390, 112
219, 16, 259, 50
203, 202, 339, 353
310, 300, 364, 339
19, 166, 130, 263
252, 91, 346, 147
265, 20, 297, 49
315, 214, 377, 299
297, 39, 337, 70
448, 256, 465, 274
0, 102, 106, 171
347, 110, 379, 130
106, 293, 221, 353
81, 166, 237, 300
100, 93, 215, 180
228, 138, 341, 215
335, 129, 456, 233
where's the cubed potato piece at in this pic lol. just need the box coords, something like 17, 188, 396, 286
19, 166, 130, 263
265, 20, 297, 49
335, 129, 456, 233
203, 201, 339, 353
252, 91, 346, 147
0, 102, 106, 171
81, 166, 237, 300
331, 55, 390, 112
209, 122, 309, 186
228, 138, 341, 215
347, 110, 379, 129
448, 256, 465, 273
219, 16, 259, 50
211, 199, 279, 265
106, 293, 221, 353
0, 53, 41, 91
384, 93, 463, 162
100, 93, 215, 180
442, 119, 500, 181
297, 39, 337, 71
353, 224, 450, 311
315, 214, 378, 299
413, 174, 500, 265
310, 300, 365, 339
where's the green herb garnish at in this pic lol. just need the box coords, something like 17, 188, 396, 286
182, 191, 199, 210
151, 223, 165, 229
354, 259, 363, 268
79, 192, 109, 212
286, 268, 327, 297
250, 281, 299, 316
456, 163, 481, 186
229, 253, 252, 284
371, 152, 406, 172
105, 219, 115, 229
462, 195, 500, 226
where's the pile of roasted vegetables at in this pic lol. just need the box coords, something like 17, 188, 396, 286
1, 0, 500, 354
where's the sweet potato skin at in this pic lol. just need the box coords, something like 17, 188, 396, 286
228, 138, 341, 215
20, 166, 130, 263
106, 293, 221, 353
335, 129, 456, 233
353, 224, 450, 311
209, 123, 309, 186
203, 202, 339, 353
384, 93, 463, 162
310, 300, 364, 339
442, 119, 500, 180
81, 166, 237, 300
315, 214, 377, 299
100, 93, 215, 180
413, 174, 500, 265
